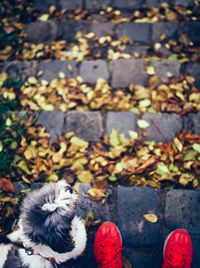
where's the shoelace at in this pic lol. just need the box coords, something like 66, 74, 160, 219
164, 247, 186, 268
98, 240, 124, 266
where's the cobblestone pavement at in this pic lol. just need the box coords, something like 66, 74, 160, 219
3, 0, 200, 267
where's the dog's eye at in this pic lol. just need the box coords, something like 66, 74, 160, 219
65, 186, 73, 194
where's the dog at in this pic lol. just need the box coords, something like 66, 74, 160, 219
0, 180, 87, 268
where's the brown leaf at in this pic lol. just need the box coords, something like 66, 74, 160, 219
0, 178, 15, 193
135, 156, 157, 174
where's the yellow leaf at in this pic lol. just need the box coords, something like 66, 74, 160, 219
173, 137, 183, 152
47, 174, 59, 182
28, 76, 38, 84
88, 188, 106, 199
77, 170, 93, 183
146, 66, 156, 75
143, 214, 158, 223
38, 14, 49, 22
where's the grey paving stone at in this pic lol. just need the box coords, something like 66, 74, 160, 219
150, 60, 181, 82
111, 59, 148, 88
184, 63, 200, 87
85, 0, 110, 9
25, 22, 58, 43
175, 0, 194, 5
116, 23, 150, 43
151, 22, 178, 43
58, 0, 82, 11
179, 22, 200, 45
58, 21, 91, 42
112, 0, 143, 9
106, 112, 137, 138
117, 186, 161, 247
65, 111, 103, 141
123, 45, 149, 57
3, 61, 36, 82
79, 60, 109, 84
36, 111, 65, 143
164, 190, 200, 234
140, 113, 183, 142
146, 0, 171, 8
124, 248, 162, 268
91, 22, 114, 36
37, 60, 78, 82
77, 184, 118, 223
184, 113, 200, 134
35, 0, 56, 12
190, 238, 200, 268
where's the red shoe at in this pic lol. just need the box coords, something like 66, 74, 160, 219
94, 222, 124, 268
162, 229, 193, 268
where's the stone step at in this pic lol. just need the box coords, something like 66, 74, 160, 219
24, 20, 200, 47
76, 184, 200, 268
3, 59, 200, 87
12, 182, 200, 267
35, 0, 196, 13
20, 110, 200, 143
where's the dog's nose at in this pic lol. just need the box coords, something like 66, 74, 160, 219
65, 185, 73, 194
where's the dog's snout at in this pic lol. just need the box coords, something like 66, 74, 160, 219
65, 185, 73, 194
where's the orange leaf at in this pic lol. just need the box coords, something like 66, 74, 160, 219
0, 178, 15, 193
135, 156, 157, 174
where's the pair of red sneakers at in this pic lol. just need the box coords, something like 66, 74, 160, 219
94, 222, 193, 268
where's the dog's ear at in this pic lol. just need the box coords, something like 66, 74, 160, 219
47, 227, 75, 253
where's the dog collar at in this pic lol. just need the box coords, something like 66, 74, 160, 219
26, 248, 61, 265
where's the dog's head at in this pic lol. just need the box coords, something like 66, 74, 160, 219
20, 180, 79, 253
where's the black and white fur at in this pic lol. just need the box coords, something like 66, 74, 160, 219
0, 180, 87, 268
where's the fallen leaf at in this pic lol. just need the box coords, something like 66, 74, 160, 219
0, 178, 15, 193
143, 213, 158, 223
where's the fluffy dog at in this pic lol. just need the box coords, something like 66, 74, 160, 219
0, 180, 87, 268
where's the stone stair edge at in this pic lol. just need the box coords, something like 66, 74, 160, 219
24, 20, 200, 45
35, 0, 196, 13
15, 110, 200, 143
3, 59, 200, 87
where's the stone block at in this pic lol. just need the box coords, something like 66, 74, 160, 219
77, 184, 117, 223
65, 111, 103, 141
106, 112, 137, 138
79, 60, 109, 84
184, 113, 200, 134
25, 22, 57, 43
111, 59, 148, 88
175, 0, 194, 5
36, 111, 65, 143
124, 248, 162, 268
91, 22, 114, 36
3, 61, 36, 82
123, 45, 149, 57
85, 0, 110, 9
184, 63, 200, 86
140, 113, 183, 142
179, 22, 200, 45
117, 23, 150, 43
58, 0, 82, 10
37, 60, 78, 82
150, 60, 180, 82
151, 22, 178, 43
112, 0, 143, 9
58, 21, 91, 41
35, 0, 56, 12
164, 190, 200, 234
146, 0, 171, 8
117, 186, 161, 247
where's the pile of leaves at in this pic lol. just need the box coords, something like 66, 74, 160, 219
3, 72, 198, 114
